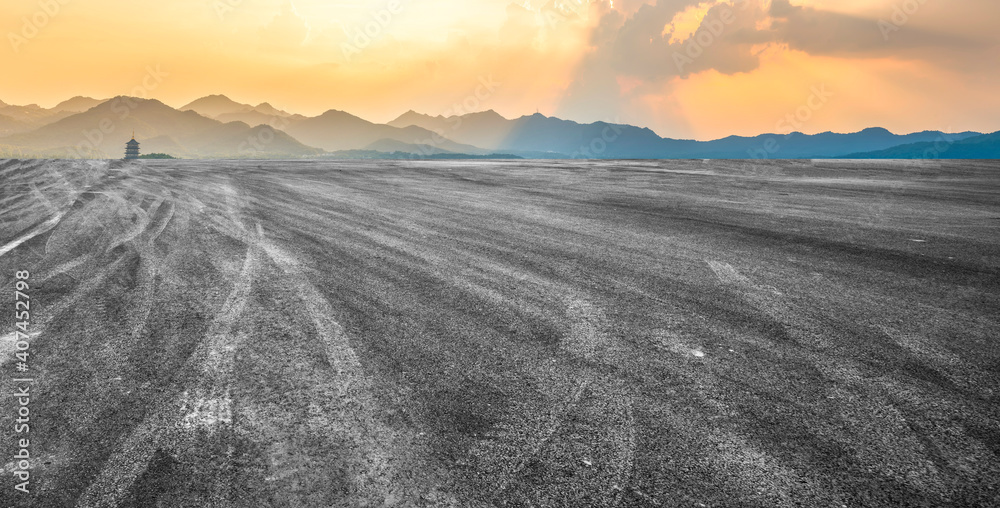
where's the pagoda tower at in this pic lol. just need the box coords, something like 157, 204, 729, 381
124, 131, 140, 160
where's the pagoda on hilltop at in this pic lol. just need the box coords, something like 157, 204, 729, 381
124, 131, 140, 160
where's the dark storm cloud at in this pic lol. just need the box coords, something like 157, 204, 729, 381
592, 0, 982, 82
767, 0, 974, 56
610, 0, 764, 79
555, 0, 1000, 138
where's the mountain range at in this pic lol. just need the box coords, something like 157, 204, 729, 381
1, 94, 997, 159
0, 96, 104, 137
843, 132, 1000, 159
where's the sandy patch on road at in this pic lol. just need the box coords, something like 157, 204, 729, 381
652, 329, 707, 359
178, 389, 233, 429
563, 297, 616, 361
0, 330, 41, 364
706, 260, 781, 295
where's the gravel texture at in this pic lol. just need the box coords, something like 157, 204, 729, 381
0, 158, 998, 507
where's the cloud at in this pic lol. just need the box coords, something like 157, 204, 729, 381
585, 1, 767, 82
552, 0, 1000, 138
556, 0, 761, 128
3, 0, 998, 140
767, 0, 973, 56
567, 0, 983, 87
258, 1, 311, 50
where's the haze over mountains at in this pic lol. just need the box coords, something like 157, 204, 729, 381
1, 94, 996, 159
0, 96, 103, 137
181, 94, 308, 128
0, 97, 320, 158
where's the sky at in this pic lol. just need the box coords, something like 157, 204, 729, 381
2, 0, 998, 140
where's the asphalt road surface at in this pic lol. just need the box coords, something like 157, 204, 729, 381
1, 158, 998, 507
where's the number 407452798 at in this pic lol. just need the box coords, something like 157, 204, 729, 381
14, 270, 30, 364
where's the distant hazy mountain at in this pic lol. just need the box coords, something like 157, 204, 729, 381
697, 128, 984, 159
180, 94, 254, 118
388, 109, 514, 149
182, 94, 305, 129
283, 109, 486, 154
387, 110, 434, 129
253, 102, 292, 118
0, 97, 103, 136
0, 97, 322, 158
500, 114, 666, 157
179, 121, 320, 158
390, 110, 659, 157
388, 110, 985, 158
216, 110, 307, 128
51, 96, 105, 114
389, 110, 682, 156
0, 113, 31, 137
0, 103, 76, 132
841, 131, 1000, 159
1, 93, 996, 159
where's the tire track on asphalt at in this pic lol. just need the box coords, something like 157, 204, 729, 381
39, 255, 130, 326
495, 379, 591, 494
343, 221, 644, 504
275, 192, 642, 503
211, 179, 461, 504
76, 237, 259, 508
702, 257, 817, 351
657, 403, 836, 507
4, 158, 995, 506
102, 191, 156, 254
0, 211, 66, 258
146, 199, 175, 244
680, 261, 868, 505
700, 257, 987, 501
563, 296, 628, 363
37, 256, 89, 283
252, 224, 417, 503
122, 194, 173, 337
558, 296, 638, 507
467, 290, 638, 507
705, 259, 781, 295
609, 389, 638, 507
32, 183, 176, 354
475, 374, 639, 506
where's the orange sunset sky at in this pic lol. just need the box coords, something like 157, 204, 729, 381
2, 0, 998, 140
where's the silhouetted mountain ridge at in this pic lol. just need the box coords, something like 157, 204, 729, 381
180, 94, 254, 118
284, 109, 486, 154
842, 131, 1000, 159
388, 109, 984, 158
0, 94, 994, 159
52, 96, 105, 114
0, 97, 321, 158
